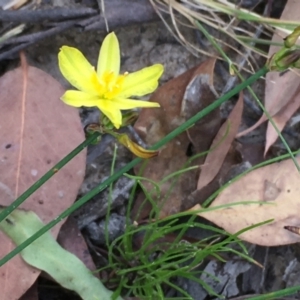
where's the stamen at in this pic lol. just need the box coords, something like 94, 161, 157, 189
97, 71, 125, 99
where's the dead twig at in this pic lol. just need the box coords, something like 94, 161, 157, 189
0, 0, 158, 61
0, 7, 98, 23
0, 16, 101, 60
0, 15, 99, 47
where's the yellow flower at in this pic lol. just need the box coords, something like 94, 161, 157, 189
58, 32, 164, 129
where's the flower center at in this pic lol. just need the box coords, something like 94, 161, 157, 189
94, 71, 126, 99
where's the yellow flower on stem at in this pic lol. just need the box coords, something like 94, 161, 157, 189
58, 32, 164, 129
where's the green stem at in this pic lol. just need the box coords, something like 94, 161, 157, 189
0, 66, 268, 267
247, 285, 300, 300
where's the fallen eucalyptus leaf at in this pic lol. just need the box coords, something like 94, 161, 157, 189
197, 92, 243, 190
133, 59, 221, 218
0, 64, 86, 299
194, 157, 300, 246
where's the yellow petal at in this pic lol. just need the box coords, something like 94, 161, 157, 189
61, 91, 100, 107
109, 98, 160, 110
98, 100, 122, 129
97, 32, 120, 77
118, 64, 164, 98
58, 46, 99, 94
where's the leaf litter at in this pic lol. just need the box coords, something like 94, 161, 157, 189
237, 0, 300, 155
193, 154, 300, 246
197, 92, 244, 190
188, 1, 300, 250
57, 216, 98, 274
132, 58, 222, 219
0, 63, 86, 300
3, 1, 300, 298
131, 14, 300, 252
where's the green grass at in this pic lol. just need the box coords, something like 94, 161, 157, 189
97, 145, 300, 299
2, 2, 300, 299
101, 183, 265, 299
97, 147, 273, 299
94, 19, 300, 299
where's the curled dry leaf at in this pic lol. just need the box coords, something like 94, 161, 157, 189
237, 70, 300, 139
133, 59, 221, 219
264, 83, 300, 155
197, 92, 244, 190
0, 66, 86, 300
194, 157, 300, 246
237, 0, 300, 154
182, 142, 245, 212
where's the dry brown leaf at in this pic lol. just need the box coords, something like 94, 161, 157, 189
264, 85, 300, 155
182, 143, 243, 211
197, 92, 243, 190
237, 70, 300, 138
133, 59, 221, 219
19, 281, 38, 300
194, 157, 300, 246
237, 0, 300, 144
57, 216, 97, 274
0, 66, 86, 300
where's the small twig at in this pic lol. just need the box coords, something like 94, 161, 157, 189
0, 0, 157, 61
47, 15, 101, 28
218, 5, 269, 118
0, 41, 34, 60
85, 0, 158, 31
98, 0, 109, 32
220, 2, 270, 96
0, 7, 98, 23
0, 20, 74, 47
0, 22, 75, 60
0, 16, 100, 60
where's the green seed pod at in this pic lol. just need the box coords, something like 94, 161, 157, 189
284, 25, 300, 48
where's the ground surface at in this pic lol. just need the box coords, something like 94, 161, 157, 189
2, 0, 300, 299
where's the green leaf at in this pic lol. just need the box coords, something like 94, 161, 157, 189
0, 209, 122, 300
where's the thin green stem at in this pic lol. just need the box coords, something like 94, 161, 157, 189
0, 66, 268, 267
248, 285, 300, 300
